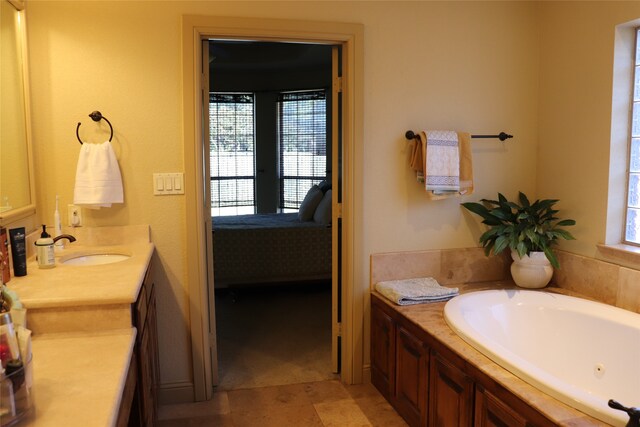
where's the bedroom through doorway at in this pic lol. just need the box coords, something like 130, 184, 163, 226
206, 40, 342, 391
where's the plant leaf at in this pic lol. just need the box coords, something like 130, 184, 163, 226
490, 208, 511, 221
480, 198, 500, 207
461, 202, 491, 219
493, 235, 510, 254
479, 227, 500, 243
543, 247, 559, 269
551, 229, 576, 240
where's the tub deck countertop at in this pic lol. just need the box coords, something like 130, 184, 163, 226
373, 281, 611, 427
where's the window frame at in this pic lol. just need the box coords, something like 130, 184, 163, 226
624, 28, 640, 245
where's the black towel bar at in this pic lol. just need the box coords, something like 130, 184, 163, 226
405, 130, 513, 142
76, 111, 114, 145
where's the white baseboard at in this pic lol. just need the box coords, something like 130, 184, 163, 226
158, 381, 195, 405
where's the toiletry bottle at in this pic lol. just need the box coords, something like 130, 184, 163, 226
8, 228, 26, 277
35, 225, 55, 269
54, 196, 63, 249
0, 311, 20, 368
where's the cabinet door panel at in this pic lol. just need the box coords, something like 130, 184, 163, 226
371, 304, 396, 400
429, 352, 474, 427
396, 326, 428, 427
475, 386, 528, 427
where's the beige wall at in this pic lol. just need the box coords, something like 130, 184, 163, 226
28, 0, 635, 399
537, 2, 640, 257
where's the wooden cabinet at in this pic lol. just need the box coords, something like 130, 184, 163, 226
128, 263, 159, 427
371, 304, 395, 400
372, 298, 429, 427
474, 386, 528, 427
117, 354, 138, 427
429, 352, 473, 427
395, 326, 429, 427
371, 294, 555, 427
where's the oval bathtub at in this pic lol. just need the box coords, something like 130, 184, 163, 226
443, 289, 640, 426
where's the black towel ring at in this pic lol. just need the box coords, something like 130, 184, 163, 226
76, 111, 113, 145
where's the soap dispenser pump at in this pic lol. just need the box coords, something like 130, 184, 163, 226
35, 225, 55, 269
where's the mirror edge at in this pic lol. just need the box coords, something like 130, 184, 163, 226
7, 0, 24, 10
0, 0, 37, 229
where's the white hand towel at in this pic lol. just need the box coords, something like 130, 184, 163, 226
73, 141, 123, 209
424, 130, 460, 192
375, 277, 459, 306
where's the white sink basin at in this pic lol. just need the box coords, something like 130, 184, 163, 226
62, 253, 130, 266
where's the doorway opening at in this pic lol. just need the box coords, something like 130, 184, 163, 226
182, 16, 363, 402
207, 40, 339, 390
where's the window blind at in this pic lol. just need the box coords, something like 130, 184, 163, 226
209, 93, 255, 216
278, 90, 327, 210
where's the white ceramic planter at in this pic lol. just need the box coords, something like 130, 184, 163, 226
510, 250, 553, 289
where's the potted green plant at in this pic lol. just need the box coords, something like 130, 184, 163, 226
461, 192, 576, 288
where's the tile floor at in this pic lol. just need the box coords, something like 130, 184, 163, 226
215, 284, 335, 390
158, 380, 408, 426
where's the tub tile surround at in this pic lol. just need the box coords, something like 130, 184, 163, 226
370, 247, 510, 287
617, 268, 640, 313
371, 247, 640, 315
553, 250, 640, 314
370, 247, 640, 426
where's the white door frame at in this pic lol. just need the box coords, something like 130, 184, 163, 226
182, 16, 364, 401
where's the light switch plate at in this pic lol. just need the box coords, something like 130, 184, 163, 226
153, 173, 184, 195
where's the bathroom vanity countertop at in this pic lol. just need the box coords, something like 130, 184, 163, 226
373, 282, 609, 426
24, 328, 136, 427
6, 241, 154, 309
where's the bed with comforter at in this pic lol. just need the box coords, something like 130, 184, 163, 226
212, 213, 332, 287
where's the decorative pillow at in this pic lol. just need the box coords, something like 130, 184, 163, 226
318, 180, 332, 193
313, 189, 332, 225
298, 185, 323, 221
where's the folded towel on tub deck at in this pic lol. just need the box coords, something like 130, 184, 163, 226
375, 277, 459, 306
